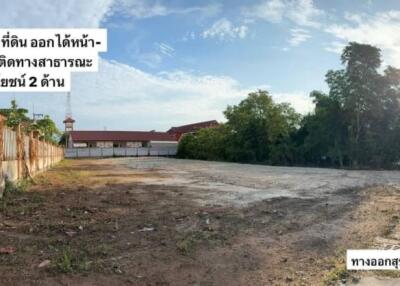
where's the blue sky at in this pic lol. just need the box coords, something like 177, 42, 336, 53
0, 0, 400, 131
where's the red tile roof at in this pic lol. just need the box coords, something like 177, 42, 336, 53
167, 120, 218, 134
70, 131, 176, 142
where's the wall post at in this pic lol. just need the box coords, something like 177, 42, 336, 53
32, 131, 40, 172
0, 116, 5, 197
15, 124, 22, 180
29, 131, 36, 174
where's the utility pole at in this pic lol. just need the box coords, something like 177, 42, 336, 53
32, 104, 43, 122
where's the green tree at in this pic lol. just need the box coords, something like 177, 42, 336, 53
178, 42, 400, 169
297, 91, 347, 167
340, 42, 382, 166
371, 66, 400, 167
302, 42, 400, 168
0, 100, 61, 144
32, 115, 61, 143
58, 132, 68, 146
178, 90, 301, 164
0, 100, 31, 128
177, 125, 230, 161
224, 90, 300, 163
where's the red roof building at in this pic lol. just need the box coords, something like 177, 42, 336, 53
69, 131, 176, 148
167, 120, 219, 140
65, 120, 218, 148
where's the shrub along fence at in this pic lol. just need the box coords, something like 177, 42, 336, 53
0, 116, 64, 197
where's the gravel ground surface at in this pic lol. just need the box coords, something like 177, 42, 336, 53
118, 157, 400, 206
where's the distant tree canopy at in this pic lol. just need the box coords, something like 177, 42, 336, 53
178, 90, 301, 165
32, 115, 61, 143
0, 100, 31, 127
178, 42, 400, 169
0, 100, 60, 143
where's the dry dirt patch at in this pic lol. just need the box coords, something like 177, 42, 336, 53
0, 159, 399, 285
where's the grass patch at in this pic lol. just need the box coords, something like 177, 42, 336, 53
323, 263, 348, 285
56, 160, 72, 168
30, 192, 45, 204
4, 178, 32, 194
88, 243, 112, 257
323, 255, 349, 285
176, 237, 195, 255
0, 178, 33, 212
54, 247, 91, 273
35, 161, 90, 186
57, 250, 73, 273
176, 230, 228, 255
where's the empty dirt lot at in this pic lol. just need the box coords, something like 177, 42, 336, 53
1, 158, 400, 285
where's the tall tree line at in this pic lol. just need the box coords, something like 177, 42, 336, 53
177, 42, 400, 169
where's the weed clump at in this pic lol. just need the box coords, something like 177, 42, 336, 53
3, 177, 32, 195
55, 248, 91, 273
323, 257, 349, 285
0, 178, 33, 212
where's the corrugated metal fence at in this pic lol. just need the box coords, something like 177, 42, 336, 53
0, 120, 64, 196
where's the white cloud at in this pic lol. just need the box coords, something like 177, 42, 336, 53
343, 11, 364, 24
1, 59, 313, 130
325, 11, 400, 66
288, 28, 311, 46
287, 0, 324, 27
203, 18, 248, 40
273, 91, 313, 114
0, 0, 313, 131
69, 59, 313, 129
0, 58, 245, 130
0, 0, 221, 28
138, 52, 163, 68
324, 41, 346, 54
133, 42, 175, 68
0, 0, 114, 28
246, 0, 286, 23
114, 0, 168, 18
113, 0, 221, 19
182, 31, 196, 42
245, 0, 324, 28
69, 59, 250, 130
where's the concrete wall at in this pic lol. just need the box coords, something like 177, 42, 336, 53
65, 146, 177, 158
0, 120, 64, 197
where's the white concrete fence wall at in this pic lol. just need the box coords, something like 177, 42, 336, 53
65, 147, 177, 158
0, 119, 64, 197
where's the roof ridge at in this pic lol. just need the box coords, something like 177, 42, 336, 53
71, 130, 166, 133
70, 130, 176, 142
171, 120, 217, 129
